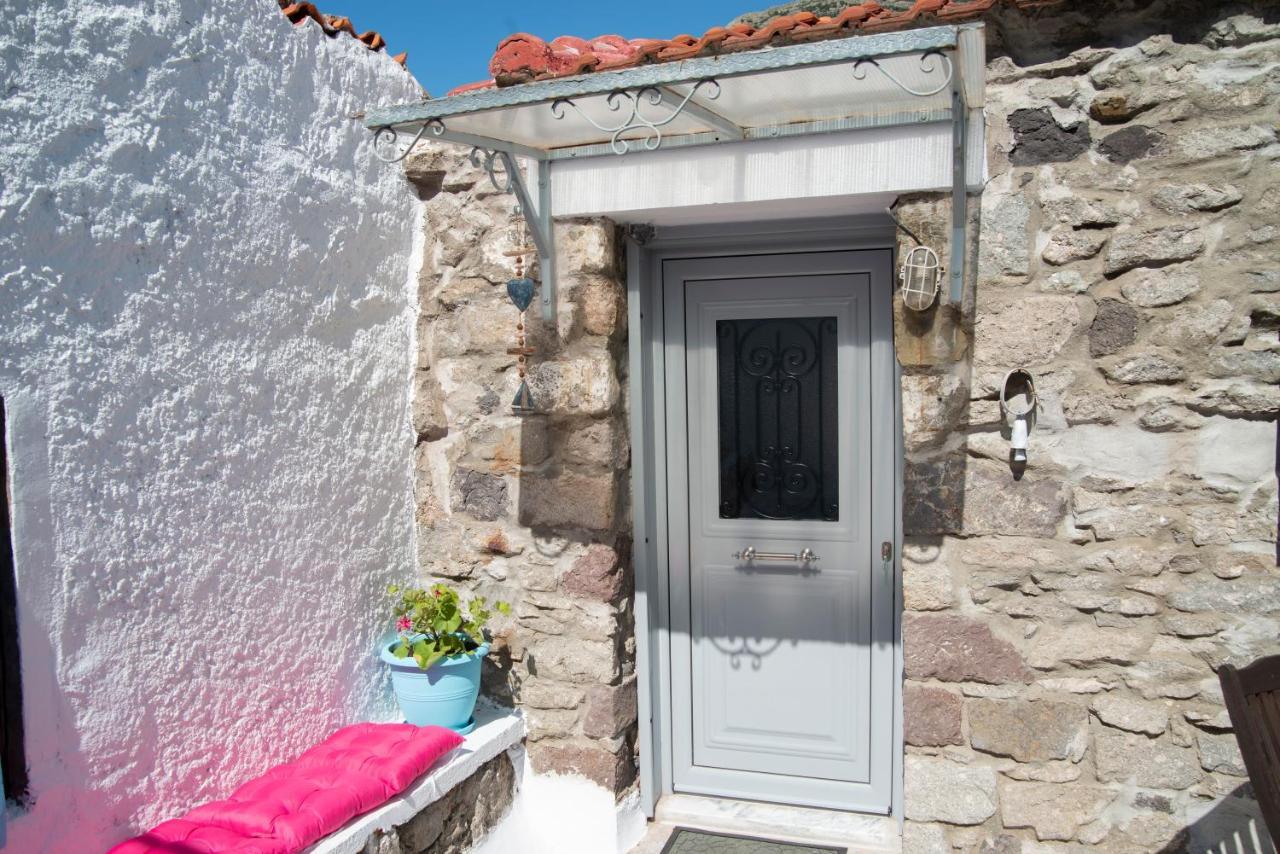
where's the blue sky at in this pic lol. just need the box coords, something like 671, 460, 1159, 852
324, 1, 761, 96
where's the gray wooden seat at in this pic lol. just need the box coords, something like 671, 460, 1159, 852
1219, 654, 1280, 841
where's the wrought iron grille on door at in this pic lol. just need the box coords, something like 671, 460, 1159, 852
715, 316, 839, 522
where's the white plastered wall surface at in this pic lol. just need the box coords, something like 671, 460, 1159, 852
0, 1, 422, 849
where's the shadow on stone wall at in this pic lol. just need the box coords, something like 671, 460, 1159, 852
1158, 783, 1275, 854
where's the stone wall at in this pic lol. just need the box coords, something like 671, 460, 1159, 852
900, 6, 1279, 852
405, 148, 638, 796
405, 3, 1278, 846
362, 753, 518, 854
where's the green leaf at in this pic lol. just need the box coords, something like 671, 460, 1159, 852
496, 601, 511, 615
392, 643, 410, 659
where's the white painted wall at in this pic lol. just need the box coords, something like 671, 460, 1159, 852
0, 2, 421, 849
473, 761, 647, 854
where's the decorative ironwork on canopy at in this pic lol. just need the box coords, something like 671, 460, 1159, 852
364, 24, 985, 321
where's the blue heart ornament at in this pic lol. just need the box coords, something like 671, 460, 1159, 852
506, 277, 536, 312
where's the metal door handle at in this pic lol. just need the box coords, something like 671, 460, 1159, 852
733, 546, 820, 564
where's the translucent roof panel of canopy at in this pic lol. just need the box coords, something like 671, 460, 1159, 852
365, 25, 985, 162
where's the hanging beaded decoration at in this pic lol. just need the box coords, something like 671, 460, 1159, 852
504, 210, 538, 415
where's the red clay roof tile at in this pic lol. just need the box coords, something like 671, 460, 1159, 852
455, 0, 1066, 94
277, 0, 407, 68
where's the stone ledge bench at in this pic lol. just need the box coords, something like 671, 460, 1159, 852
307, 704, 525, 854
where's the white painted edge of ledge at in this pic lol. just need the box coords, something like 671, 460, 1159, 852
305, 703, 527, 854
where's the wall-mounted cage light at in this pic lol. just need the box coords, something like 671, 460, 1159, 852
899, 245, 943, 312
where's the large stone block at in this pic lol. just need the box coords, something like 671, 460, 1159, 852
902, 823, 951, 854
1166, 574, 1280, 615
1100, 353, 1185, 384
582, 675, 638, 739
528, 739, 635, 792
526, 635, 620, 683
561, 417, 628, 469
1050, 423, 1172, 483
486, 421, 552, 474
413, 368, 449, 442
526, 707, 582, 741
450, 468, 509, 521
903, 756, 998, 825
904, 613, 1033, 684
973, 294, 1081, 369
1040, 188, 1120, 228
561, 542, 625, 601
1119, 266, 1200, 307
1175, 123, 1274, 162
557, 221, 617, 277
968, 698, 1089, 762
519, 679, 586, 710
1151, 299, 1233, 350
1197, 731, 1247, 776
962, 463, 1068, 538
1152, 183, 1242, 214
1208, 349, 1280, 384
1095, 731, 1202, 789
999, 781, 1114, 842
903, 541, 955, 611
1027, 624, 1149, 669
1042, 227, 1109, 266
903, 455, 965, 536
1183, 497, 1276, 546
1188, 383, 1280, 418
1089, 299, 1138, 357
904, 684, 963, 746
978, 187, 1031, 278
519, 470, 618, 531
1071, 487, 1172, 541
1098, 125, 1165, 163
1105, 225, 1205, 276
527, 358, 620, 416
894, 302, 969, 367
1090, 695, 1169, 735
579, 275, 624, 338
901, 373, 967, 452
1194, 417, 1276, 491
1008, 108, 1090, 165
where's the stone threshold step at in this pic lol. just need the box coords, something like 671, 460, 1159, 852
652, 793, 901, 853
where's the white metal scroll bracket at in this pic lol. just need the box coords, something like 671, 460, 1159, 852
468, 147, 557, 322
372, 121, 558, 323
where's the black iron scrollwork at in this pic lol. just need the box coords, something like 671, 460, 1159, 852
717, 317, 839, 522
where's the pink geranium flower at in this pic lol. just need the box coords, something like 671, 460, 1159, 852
396, 615, 412, 633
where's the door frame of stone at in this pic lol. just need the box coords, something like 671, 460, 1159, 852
624, 215, 905, 823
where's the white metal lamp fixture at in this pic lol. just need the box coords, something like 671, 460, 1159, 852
999, 369, 1037, 464
898, 245, 943, 311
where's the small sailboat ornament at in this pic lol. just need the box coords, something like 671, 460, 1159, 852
504, 215, 538, 416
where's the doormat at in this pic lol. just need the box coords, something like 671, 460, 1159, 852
660, 827, 847, 854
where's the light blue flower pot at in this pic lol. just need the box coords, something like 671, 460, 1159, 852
380, 637, 489, 734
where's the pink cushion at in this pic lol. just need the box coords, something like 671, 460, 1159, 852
109, 723, 464, 854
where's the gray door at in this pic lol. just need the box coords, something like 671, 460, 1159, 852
663, 250, 894, 812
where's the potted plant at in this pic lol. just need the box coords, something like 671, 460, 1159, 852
379, 583, 509, 734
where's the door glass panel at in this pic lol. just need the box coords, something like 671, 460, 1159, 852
716, 316, 839, 521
